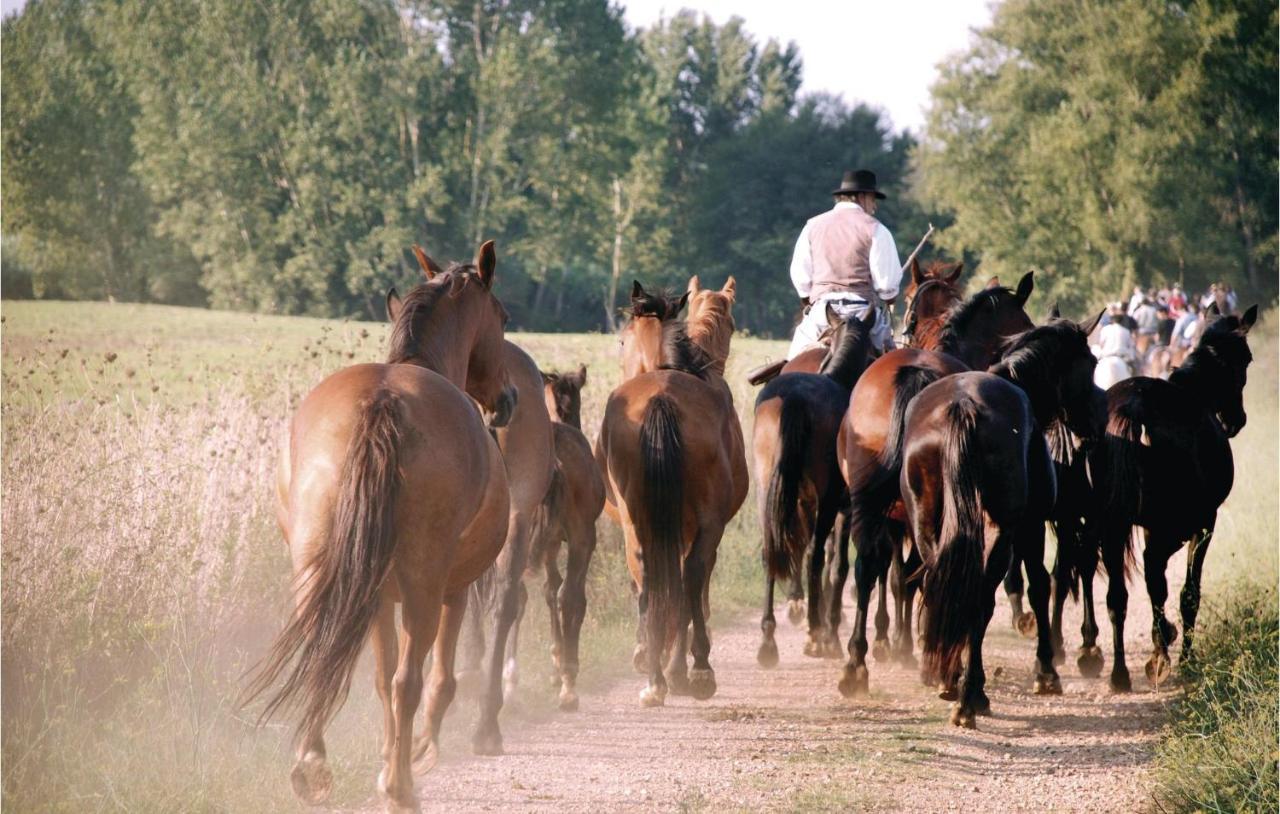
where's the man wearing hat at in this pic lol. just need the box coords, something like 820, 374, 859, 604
786, 169, 902, 359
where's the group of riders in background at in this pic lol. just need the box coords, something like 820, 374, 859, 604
1090, 280, 1242, 388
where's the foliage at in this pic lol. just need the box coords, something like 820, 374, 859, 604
2, 0, 922, 335
917, 0, 1278, 313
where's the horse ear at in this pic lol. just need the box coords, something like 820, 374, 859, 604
386, 287, 403, 322
411, 244, 444, 279
1048, 302, 1061, 320
475, 240, 497, 288
540, 370, 555, 385
574, 364, 588, 387
910, 257, 925, 286
1206, 301, 1221, 317
675, 291, 690, 315
825, 303, 842, 329
722, 275, 736, 300
1239, 304, 1258, 333
1014, 271, 1034, 305
1080, 309, 1104, 336
945, 262, 964, 285
985, 276, 1001, 289
687, 275, 701, 294
631, 280, 645, 302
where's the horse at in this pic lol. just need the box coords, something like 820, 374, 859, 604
515, 365, 606, 712
835, 272, 1036, 697
753, 305, 877, 667
765, 258, 967, 636
901, 315, 1105, 727
243, 243, 514, 812
1085, 305, 1258, 692
596, 277, 748, 706
401, 247, 554, 758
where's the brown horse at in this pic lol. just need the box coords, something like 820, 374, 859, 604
514, 365, 606, 711
836, 273, 1036, 697
243, 243, 513, 812
597, 277, 748, 706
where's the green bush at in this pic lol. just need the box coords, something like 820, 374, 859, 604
1152, 588, 1279, 813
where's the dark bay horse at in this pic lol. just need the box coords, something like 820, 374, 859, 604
1086, 305, 1258, 692
835, 273, 1036, 697
406, 246, 555, 758
244, 244, 513, 811
753, 306, 877, 666
901, 316, 1104, 727
597, 278, 748, 706
519, 365, 606, 711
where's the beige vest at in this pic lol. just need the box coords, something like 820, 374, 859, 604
807, 206, 879, 303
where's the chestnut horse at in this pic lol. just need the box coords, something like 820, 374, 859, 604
753, 306, 877, 667
244, 244, 513, 812
597, 278, 748, 705
518, 365, 606, 711
836, 273, 1036, 697
1083, 305, 1257, 692
901, 316, 1104, 727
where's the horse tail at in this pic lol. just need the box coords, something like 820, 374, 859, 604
638, 395, 685, 643
921, 397, 986, 685
763, 395, 816, 580
881, 365, 945, 476
242, 389, 404, 737
1102, 405, 1143, 577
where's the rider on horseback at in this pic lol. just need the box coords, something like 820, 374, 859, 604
786, 170, 902, 359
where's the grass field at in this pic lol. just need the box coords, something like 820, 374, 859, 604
1, 299, 1275, 812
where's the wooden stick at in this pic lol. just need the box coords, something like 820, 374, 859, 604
899, 223, 936, 275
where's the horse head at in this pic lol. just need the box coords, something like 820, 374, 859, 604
542, 364, 588, 429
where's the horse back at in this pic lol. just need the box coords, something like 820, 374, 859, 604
552, 421, 606, 529
493, 340, 555, 513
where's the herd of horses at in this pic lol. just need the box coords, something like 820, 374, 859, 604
240, 241, 1258, 810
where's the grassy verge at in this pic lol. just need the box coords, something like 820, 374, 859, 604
1, 300, 786, 811
1149, 311, 1278, 814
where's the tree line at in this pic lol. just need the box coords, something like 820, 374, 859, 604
2, 0, 1274, 335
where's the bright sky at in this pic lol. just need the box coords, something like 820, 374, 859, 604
622, 0, 994, 133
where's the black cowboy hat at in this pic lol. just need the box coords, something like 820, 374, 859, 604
832, 169, 886, 199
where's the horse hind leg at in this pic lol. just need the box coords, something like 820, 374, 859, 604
502, 580, 529, 701
821, 510, 852, 658
379, 580, 442, 813
412, 589, 466, 776
472, 517, 532, 756
556, 524, 594, 711
758, 572, 780, 668
686, 524, 724, 700
803, 503, 839, 658
1142, 537, 1177, 688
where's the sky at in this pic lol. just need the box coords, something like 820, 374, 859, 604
1, 0, 994, 132
622, 0, 994, 133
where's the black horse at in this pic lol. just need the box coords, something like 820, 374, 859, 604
899, 315, 1104, 727
1086, 304, 1258, 692
753, 306, 876, 665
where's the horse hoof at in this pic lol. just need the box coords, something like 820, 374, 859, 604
1015, 611, 1038, 638
756, 638, 780, 668
638, 684, 666, 708
1077, 646, 1104, 678
872, 640, 890, 663
1110, 667, 1132, 694
689, 668, 717, 700
786, 599, 806, 626
290, 752, 333, 805
1145, 652, 1172, 687
803, 637, 825, 659
938, 683, 960, 702
471, 725, 504, 756
558, 688, 580, 712
411, 738, 439, 777
1034, 672, 1063, 695
838, 665, 869, 698
950, 705, 977, 729
632, 645, 648, 674
666, 671, 692, 696
974, 691, 992, 716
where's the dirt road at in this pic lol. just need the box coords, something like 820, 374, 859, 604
354, 562, 1178, 813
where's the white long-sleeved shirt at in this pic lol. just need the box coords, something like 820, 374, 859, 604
789, 201, 902, 303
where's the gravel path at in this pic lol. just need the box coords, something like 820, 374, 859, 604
354, 555, 1180, 813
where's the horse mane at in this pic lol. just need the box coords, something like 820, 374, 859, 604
386, 265, 477, 365
937, 286, 1019, 358
629, 286, 715, 380
989, 319, 1090, 430
686, 294, 735, 376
